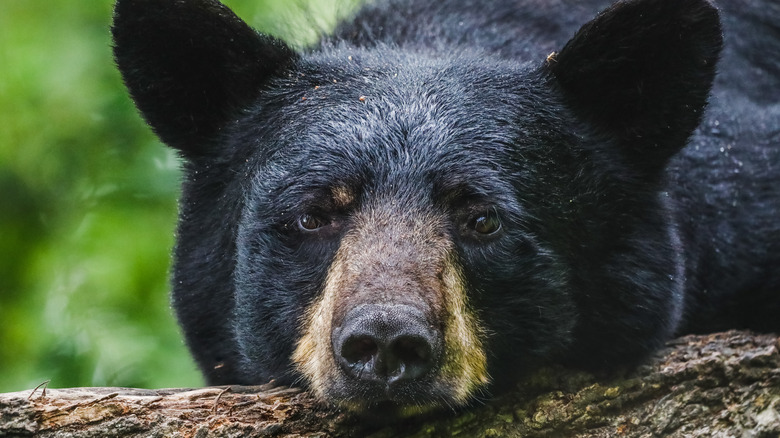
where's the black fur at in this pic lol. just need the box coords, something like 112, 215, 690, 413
112, 0, 780, 408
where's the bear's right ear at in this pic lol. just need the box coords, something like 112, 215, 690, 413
112, 0, 297, 157
547, 0, 722, 178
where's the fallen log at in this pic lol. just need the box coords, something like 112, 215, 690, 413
1, 331, 778, 437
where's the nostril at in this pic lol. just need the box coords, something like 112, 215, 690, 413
340, 335, 379, 367
389, 335, 433, 381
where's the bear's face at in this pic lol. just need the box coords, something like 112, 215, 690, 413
112, 0, 721, 415
229, 52, 580, 411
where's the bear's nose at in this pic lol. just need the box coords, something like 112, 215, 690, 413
333, 304, 441, 385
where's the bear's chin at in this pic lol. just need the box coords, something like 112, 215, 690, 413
319, 375, 471, 419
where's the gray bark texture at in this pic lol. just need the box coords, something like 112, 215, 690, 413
1, 331, 779, 437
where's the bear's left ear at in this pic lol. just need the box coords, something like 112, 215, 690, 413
547, 0, 722, 177
112, 0, 297, 157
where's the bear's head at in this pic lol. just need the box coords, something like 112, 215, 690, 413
112, 0, 721, 415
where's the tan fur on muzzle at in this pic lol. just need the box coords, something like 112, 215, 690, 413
292, 209, 489, 408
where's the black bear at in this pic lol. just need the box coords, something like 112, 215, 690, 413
112, 0, 780, 416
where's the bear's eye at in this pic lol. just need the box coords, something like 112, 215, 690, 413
298, 213, 328, 231
470, 209, 501, 235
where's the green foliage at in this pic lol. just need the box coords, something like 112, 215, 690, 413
0, 0, 355, 392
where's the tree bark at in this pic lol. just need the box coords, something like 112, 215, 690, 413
1, 331, 779, 437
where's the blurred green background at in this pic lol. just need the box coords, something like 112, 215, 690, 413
0, 0, 356, 393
